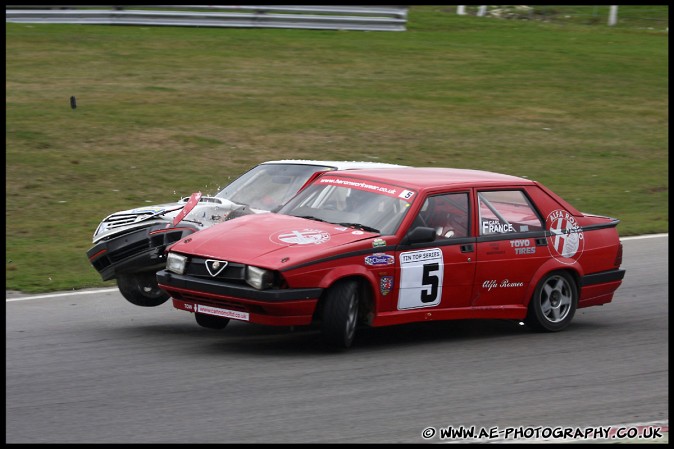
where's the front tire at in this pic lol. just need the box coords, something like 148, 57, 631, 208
525, 271, 577, 332
117, 272, 170, 307
195, 313, 230, 330
321, 280, 360, 349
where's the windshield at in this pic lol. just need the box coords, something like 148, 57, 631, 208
278, 175, 416, 235
215, 163, 334, 211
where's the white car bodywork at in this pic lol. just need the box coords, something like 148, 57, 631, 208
92, 160, 405, 244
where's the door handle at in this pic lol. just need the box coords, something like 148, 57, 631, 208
461, 244, 474, 253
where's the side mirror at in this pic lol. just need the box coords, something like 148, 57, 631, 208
403, 226, 437, 245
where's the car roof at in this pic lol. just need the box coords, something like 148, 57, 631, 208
323, 167, 535, 190
260, 159, 407, 170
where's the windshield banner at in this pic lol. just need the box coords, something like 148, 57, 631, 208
318, 176, 415, 202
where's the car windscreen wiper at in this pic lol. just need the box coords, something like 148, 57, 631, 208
297, 215, 327, 223
338, 222, 380, 234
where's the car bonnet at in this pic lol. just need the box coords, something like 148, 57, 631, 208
169, 213, 378, 269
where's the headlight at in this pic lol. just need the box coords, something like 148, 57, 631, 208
166, 252, 187, 275
246, 265, 274, 290
93, 221, 109, 239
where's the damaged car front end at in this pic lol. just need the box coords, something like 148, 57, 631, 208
86, 160, 404, 307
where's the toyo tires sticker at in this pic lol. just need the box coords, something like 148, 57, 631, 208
546, 209, 584, 264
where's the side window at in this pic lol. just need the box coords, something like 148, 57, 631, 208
415, 193, 470, 239
478, 190, 543, 236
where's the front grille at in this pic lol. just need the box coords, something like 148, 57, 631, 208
149, 229, 186, 248
92, 255, 111, 271
186, 257, 246, 282
103, 212, 156, 230
108, 239, 150, 263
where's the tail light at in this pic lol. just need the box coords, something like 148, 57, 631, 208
615, 243, 623, 267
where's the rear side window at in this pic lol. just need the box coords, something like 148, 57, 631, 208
478, 190, 543, 236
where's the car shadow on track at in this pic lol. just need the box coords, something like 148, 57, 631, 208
175, 319, 531, 356
114, 314, 612, 357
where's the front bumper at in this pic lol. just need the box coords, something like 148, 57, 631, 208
157, 270, 323, 326
87, 225, 195, 281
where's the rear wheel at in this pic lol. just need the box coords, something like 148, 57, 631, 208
195, 313, 230, 330
117, 272, 170, 307
321, 280, 360, 349
525, 271, 577, 332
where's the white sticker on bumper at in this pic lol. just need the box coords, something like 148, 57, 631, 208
197, 304, 250, 321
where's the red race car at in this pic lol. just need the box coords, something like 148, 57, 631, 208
157, 167, 625, 349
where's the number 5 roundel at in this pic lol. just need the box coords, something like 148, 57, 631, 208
398, 248, 444, 310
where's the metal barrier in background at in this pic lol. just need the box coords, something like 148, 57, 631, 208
5, 5, 409, 32
454, 5, 668, 30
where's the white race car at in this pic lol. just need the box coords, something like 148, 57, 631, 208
87, 160, 405, 307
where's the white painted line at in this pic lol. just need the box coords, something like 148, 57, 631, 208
621, 233, 668, 241
6, 287, 119, 302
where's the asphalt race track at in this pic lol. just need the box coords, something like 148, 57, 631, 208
5, 235, 668, 444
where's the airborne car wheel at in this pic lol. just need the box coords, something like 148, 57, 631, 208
321, 280, 360, 349
195, 313, 230, 330
116, 272, 170, 307
525, 271, 577, 332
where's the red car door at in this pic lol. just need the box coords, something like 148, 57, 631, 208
395, 192, 477, 312
473, 188, 547, 308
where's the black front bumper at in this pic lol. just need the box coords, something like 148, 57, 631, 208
157, 270, 324, 302
87, 225, 196, 281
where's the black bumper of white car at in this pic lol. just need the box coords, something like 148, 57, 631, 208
86, 224, 196, 281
